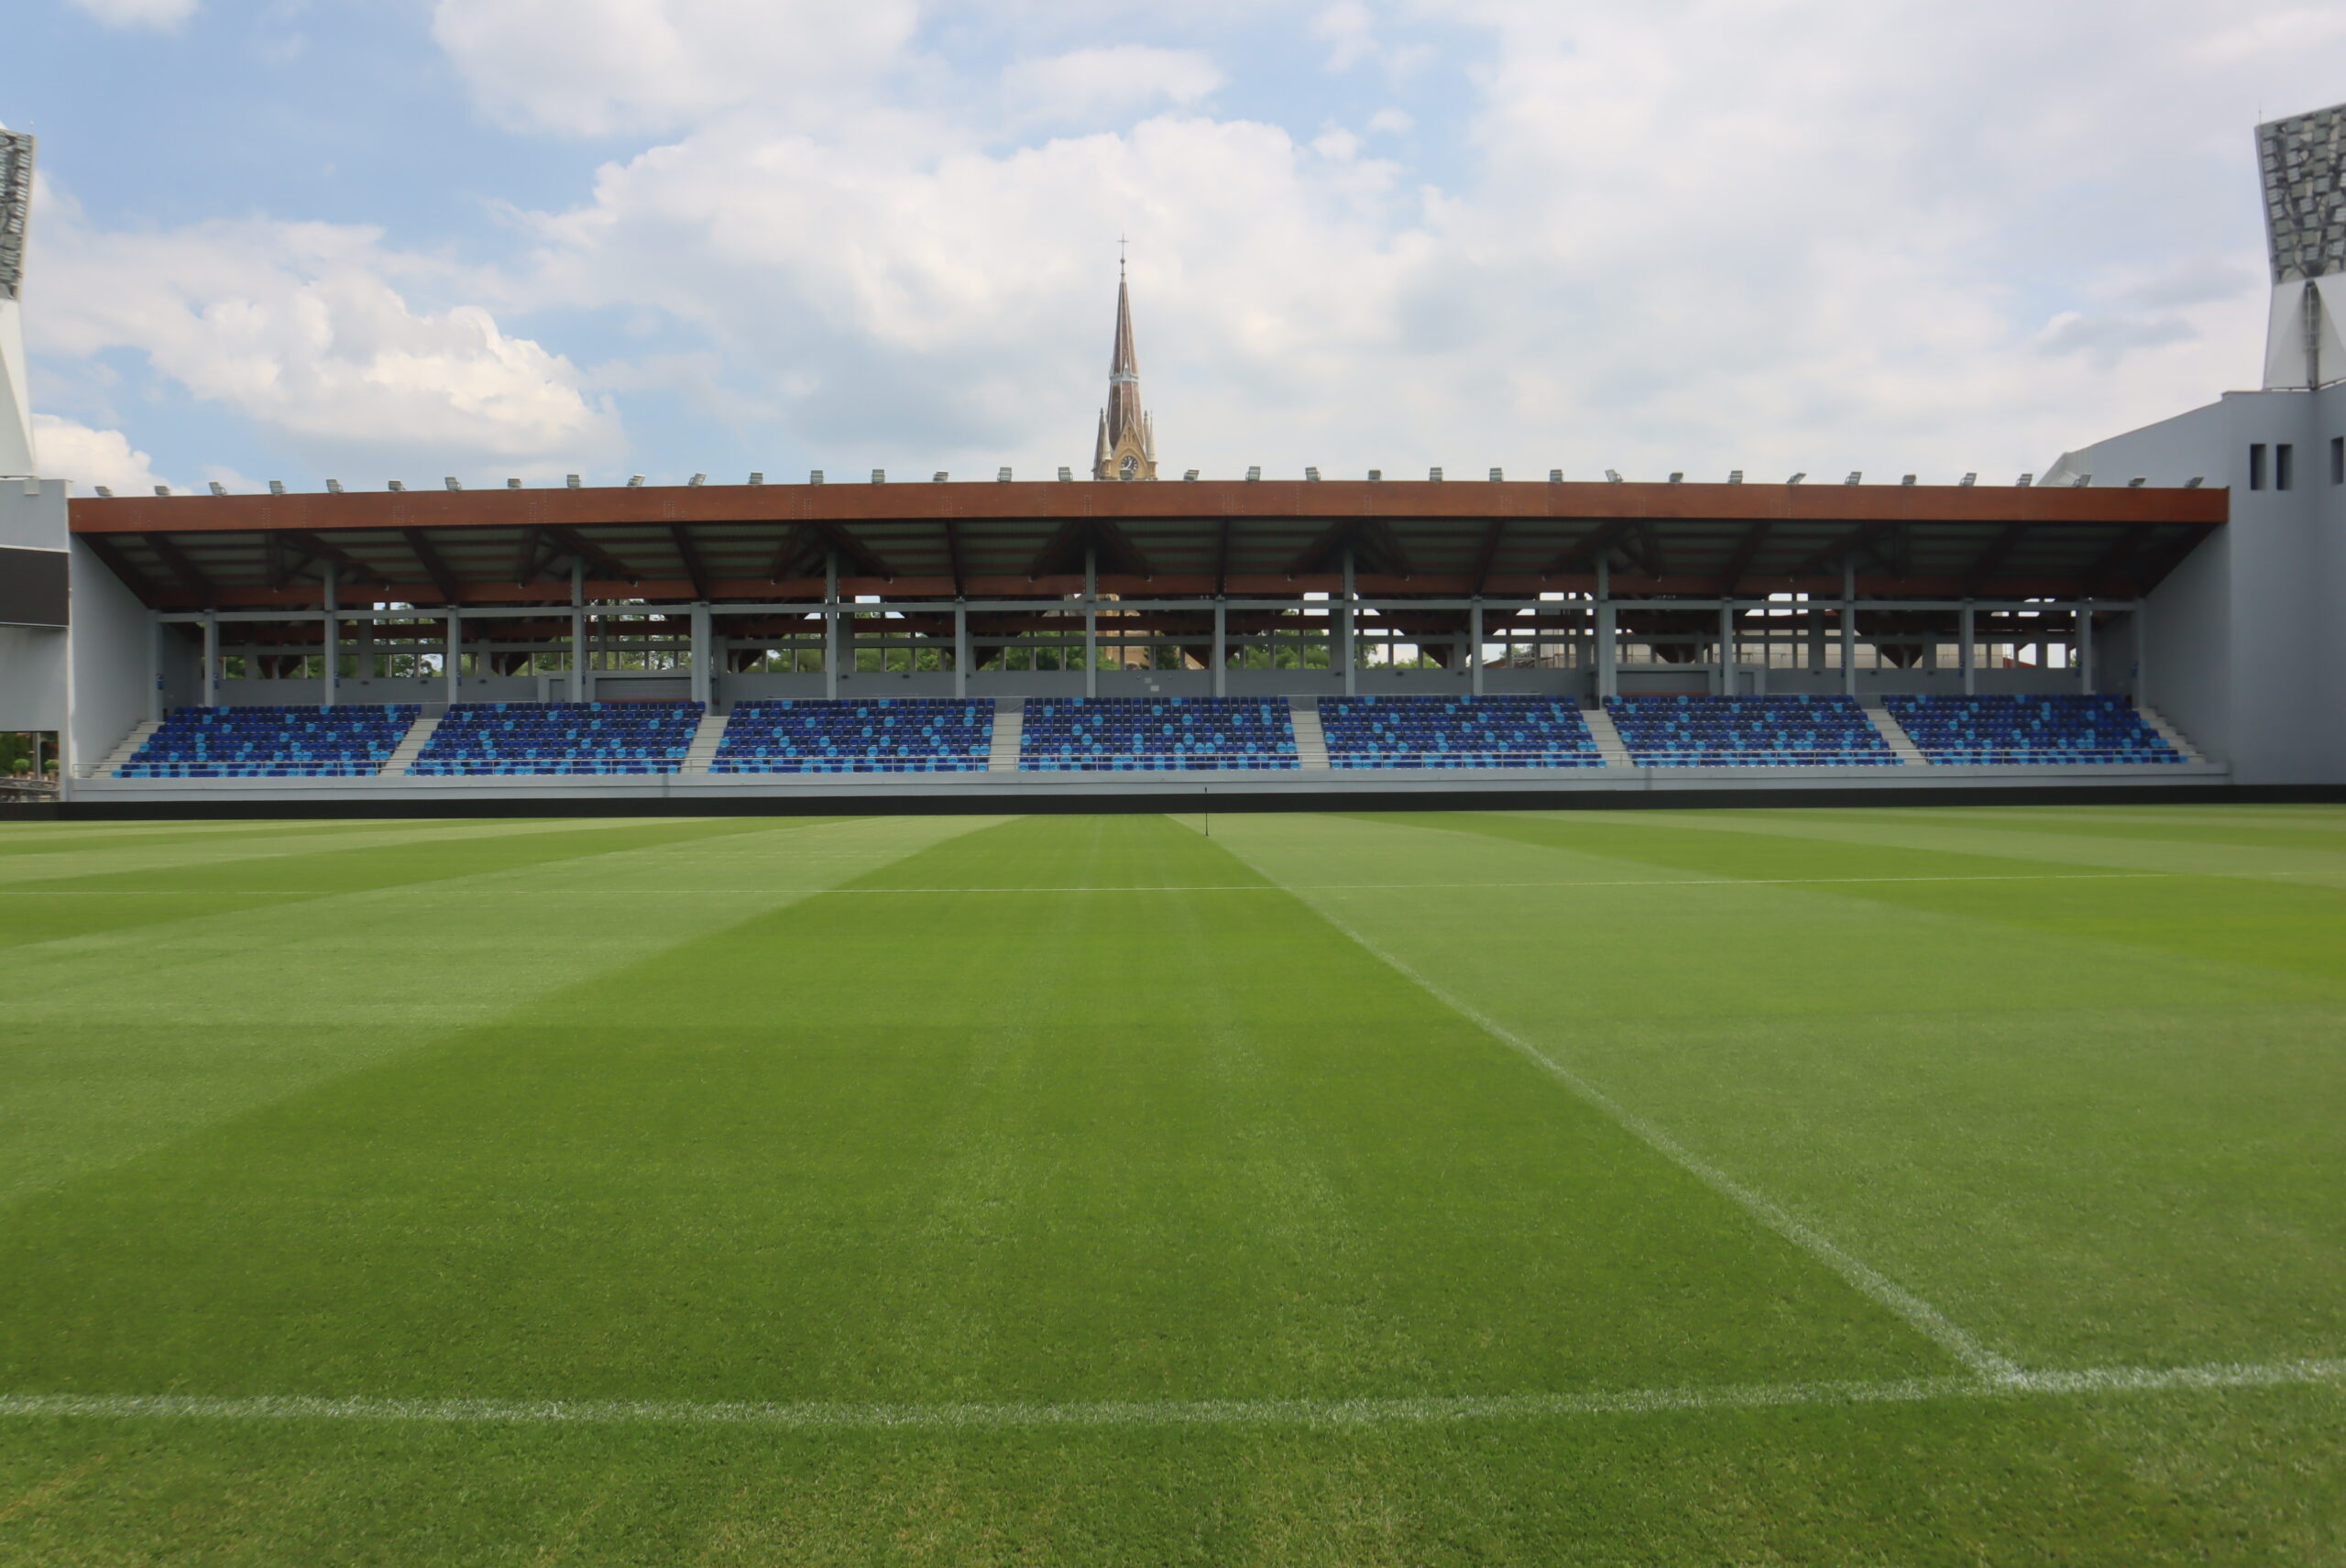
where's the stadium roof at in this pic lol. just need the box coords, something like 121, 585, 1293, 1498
69, 478, 2226, 610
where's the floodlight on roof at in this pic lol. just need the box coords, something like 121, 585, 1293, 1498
1488, 467, 1503, 482
208, 481, 226, 496
1787, 472, 1805, 485
1960, 472, 1978, 487
565, 474, 580, 488
1429, 466, 1444, 481
445, 477, 462, 491
1245, 466, 1262, 481
94, 485, 113, 497
628, 475, 646, 488
1604, 469, 1622, 483
689, 473, 707, 487
1901, 474, 1917, 487
326, 478, 344, 493
268, 479, 286, 496
1667, 472, 1683, 485
933, 471, 948, 483
2071, 474, 2091, 488
871, 468, 885, 484
1368, 469, 1383, 481
1306, 466, 1321, 481
1057, 466, 1072, 482
748, 471, 764, 486
2016, 473, 2034, 487
1843, 471, 1862, 485
154, 485, 170, 496
1727, 470, 1743, 484
1549, 468, 1562, 482
810, 470, 825, 485
997, 466, 1013, 483
2126, 477, 2147, 488
2185, 476, 2205, 488
1183, 469, 1200, 481
506, 477, 521, 489
388, 480, 406, 492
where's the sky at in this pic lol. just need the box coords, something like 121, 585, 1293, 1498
5, 0, 2344, 497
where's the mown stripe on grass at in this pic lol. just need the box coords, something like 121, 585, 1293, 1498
0, 1358, 2336, 1432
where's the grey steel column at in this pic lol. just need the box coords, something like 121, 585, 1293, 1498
2078, 605, 2095, 693
953, 600, 969, 698
569, 561, 586, 703
1084, 546, 1098, 699
322, 565, 338, 709
1212, 598, 1226, 697
824, 550, 839, 701
1470, 600, 1485, 697
1341, 548, 1357, 696
1840, 559, 1857, 698
1718, 601, 1734, 696
445, 612, 461, 706
1959, 604, 1976, 696
690, 603, 712, 707
201, 611, 217, 707
1595, 560, 1617, 701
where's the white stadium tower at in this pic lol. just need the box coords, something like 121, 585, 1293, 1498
0, 129, 35, 479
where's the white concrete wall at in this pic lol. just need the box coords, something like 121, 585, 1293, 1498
0, 479, 67, 731
64, 536, 154, 780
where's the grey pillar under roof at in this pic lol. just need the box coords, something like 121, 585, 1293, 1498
569, 561, 586, 703
1084, 546, 1097, 699
1841, 559, 1857, 697
1211, 599, 1226, 697
445, 612, 461, 707
201, 612, 217, 707
2079, 608, 2095, 693
953, 601, 969, 698
1341, 548, 1356, 697
322, 565, 339, 709
824, 551, 839, 701
1470, 600, 1485, 696
1959, 603, 1977, 696
689, 603, 712, 707
1718, 602, 1734, 696
1595, 558, 1617, 701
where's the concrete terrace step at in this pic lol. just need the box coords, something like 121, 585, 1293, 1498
89, 719, 160, 779
679, 711, 729, 776
988, 696, 1025, 772
2137, 705, 2208, 763
378, 714, 441, 776
1287, 696, 1331, 769
1858, 698, 1929, 765
1580, 703, 1635, 769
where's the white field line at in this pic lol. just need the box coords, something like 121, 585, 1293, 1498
0, 870, 2271, 896
1220, 850, 2023, 1380
0, 1360, 2338, 1432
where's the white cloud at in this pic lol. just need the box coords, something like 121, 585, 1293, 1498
30, 187, 618, 470
69, 0, 199, 30
1002, 47, 1223, 125
32, 415, 170, 494
429, 0, 916, 136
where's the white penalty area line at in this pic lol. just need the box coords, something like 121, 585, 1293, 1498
1, 1359, 2338, 1434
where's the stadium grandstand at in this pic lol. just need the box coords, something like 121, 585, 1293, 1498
4, 111, 2345, 812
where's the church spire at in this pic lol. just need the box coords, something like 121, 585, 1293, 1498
1094, 249, 1157, 480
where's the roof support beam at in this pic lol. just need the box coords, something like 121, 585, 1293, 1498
1719, 521, 1770, 596
404, 529, 463, 605
80, 532, 157, 601
668, 523, 710, 599
545, 527, 639, 584
944, 518, 967, 597
1469, 520, 1507, 595
143, 533, 215, 599
1961, 523, 2030, 597
281, 531, 386, 588
2081, 525, 2152, 598
1787, 518, 1896, 580
1545, 518, 1639, 574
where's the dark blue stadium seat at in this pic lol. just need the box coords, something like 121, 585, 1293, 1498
1884, 695, 2182, 765
1018, 698, 1298, 772
1318, 696, 1604, 769
1605, 696, 1895, 766
409, 701, 702, 775
710, 698, 994, 773
118, 705, 419, 778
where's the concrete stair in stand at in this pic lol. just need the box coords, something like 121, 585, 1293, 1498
2137, 705, 2208, 762
86, 719, 159, 778
679, 711, 729, 775
1287, 696, 1331, 769
378, 714, 441, 776
1580, 702, 1634, 768
987, 696, 1025, 772
1858, 697, 1928, 765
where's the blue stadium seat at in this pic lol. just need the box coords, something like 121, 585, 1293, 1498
1604, 696, 1895, 767
1318, 696, 1605, 769
408, 701, 702, 775
117, 705, 420, 778
710, 698, 994, 773
1883, 695, 2182, 765
1017, 698, 1299, 772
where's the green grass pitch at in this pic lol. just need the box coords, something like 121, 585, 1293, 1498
0, 806, 2342, 1563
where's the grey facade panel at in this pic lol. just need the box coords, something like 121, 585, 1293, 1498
0, 544, 66, 627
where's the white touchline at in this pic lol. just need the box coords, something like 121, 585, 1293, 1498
1213, 842, 2023, 1381
0, 1360, 2337, 1433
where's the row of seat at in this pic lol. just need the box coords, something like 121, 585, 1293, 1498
121, 705, 420, 778
1606, 696, 1897, 767
410, 701, 703, 776
1320, 696, 1606, 769
1885, 695, 2182, 765
1019, 697, 1299, 771
713, 697, 992, 774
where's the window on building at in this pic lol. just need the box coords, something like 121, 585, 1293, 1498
2250, 444, 2268, 489
2331, 436, 2343, 485
2277, 443, 2295, 490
